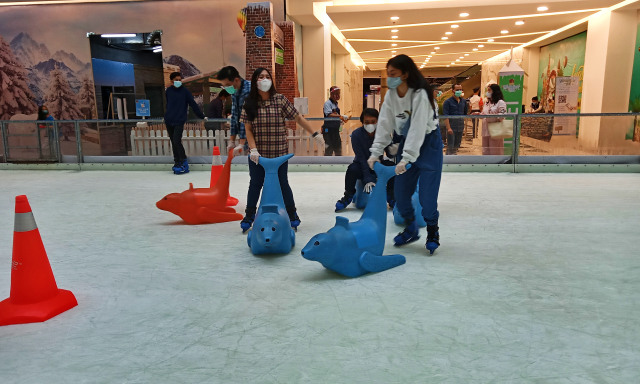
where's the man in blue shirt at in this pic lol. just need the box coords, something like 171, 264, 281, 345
442, 83, 468, 155
216, 66, 251, 154
322, 86, 348, 156
164, 72, 206, 174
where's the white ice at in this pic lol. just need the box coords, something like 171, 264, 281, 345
0, 169, 639, 383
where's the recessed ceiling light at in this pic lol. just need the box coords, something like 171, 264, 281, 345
478, 44, 484, 48
459, 12, 469, 17
464, 53, 469, 56
430, 51, 435, 54
537, 6, 548, 12
434, 47, 440, 50
391, 50, 396, 53
451, 25, 459, 29
391, 29, 399, 33
441, 37, 448, 40
445, 31, 453, 35
391, 43, 397, 47
459, 56, 464, 59
447, 65, 451, 67
391, 36, 398, 39
451, 62, 456, 65
515, 21, 525, 26
501, 30, 509, 34
427, 55, 432, 58
487, 38, 494, 42
472, 48, 478, 51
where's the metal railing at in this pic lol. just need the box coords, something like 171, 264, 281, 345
1, 113, 639, 171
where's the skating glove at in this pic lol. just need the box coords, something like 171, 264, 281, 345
363, 182, 376, 193
367, 156, 380, 170
312, 132, 327, 148
387, 143, 399, 156
395, 160, 409, 175
249, 148, 260, 164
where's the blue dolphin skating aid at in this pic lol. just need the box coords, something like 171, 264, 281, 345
248, 154, 296, 255
301, 162, 406, 277
393, 186, 426, 228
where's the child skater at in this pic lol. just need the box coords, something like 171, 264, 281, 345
367, 54, 444, 255
335, 108, 398, 212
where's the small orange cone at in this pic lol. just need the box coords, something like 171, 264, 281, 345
0, 195, 77, 326
210, 146, 239, 206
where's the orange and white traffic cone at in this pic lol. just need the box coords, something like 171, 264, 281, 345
210, 146, 239, 206
0, 195, 77, 326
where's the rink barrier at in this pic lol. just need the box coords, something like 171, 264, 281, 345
1, 113, 640, 173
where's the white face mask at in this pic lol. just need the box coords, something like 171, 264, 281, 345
364, 124, 376, 133
257, 79, 272, 92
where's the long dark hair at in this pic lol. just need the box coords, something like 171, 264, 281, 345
37, 105, 49, 121
488, 83, 504, 104
386, 54, 435, 110
243, 67, 277, 122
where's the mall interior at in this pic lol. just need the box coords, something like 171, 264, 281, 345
0, 1, 639, 383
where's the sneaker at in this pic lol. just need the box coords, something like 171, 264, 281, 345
181, 159, 190, 173
334, 194, 353, 212
393, 219, 420, 247
426, 225, 440, 255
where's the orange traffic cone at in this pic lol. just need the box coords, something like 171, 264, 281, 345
210, 146, 239, 206
0, 195, 77, 326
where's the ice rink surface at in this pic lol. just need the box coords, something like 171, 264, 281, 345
0, 169, 639, 383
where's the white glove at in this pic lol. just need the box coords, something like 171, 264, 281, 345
233, 144, 245, 155
363, 182, 376, 193
367, 156, 380, 170
249, 148, 260, 164
395, 160, 409, 175
312, 132, 327, 148
387, 143, 399, 156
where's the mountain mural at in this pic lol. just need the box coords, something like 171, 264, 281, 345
8, 33, 89, 107
163, 55, 201, 78
10, 32, 51, 68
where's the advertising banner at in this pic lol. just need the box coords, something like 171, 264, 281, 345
553, 77, 579, 135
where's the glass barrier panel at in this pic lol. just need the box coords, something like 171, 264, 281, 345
519, 114, 640, 156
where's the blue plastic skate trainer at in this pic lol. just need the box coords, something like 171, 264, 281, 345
247, 154, 296, 255
301, 162, 406, 277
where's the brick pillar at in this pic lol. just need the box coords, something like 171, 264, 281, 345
245, 2, 275, 80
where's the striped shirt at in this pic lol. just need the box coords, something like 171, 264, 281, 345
230, 79, 252, 139
240, 93, 299, 158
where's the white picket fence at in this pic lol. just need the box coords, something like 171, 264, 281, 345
130, 123, 354, 157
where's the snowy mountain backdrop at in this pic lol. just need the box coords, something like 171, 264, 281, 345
163, 55, 201, 78
8, 32, 90, 107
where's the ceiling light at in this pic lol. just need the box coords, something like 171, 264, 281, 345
447, 65, 451, 67
391, 16, 399, 21
391, 50, 396, 53
434, 47, 440, 50
391, 43, 397, 47
516, 21, 525, 25
445, 31, 453, 35
451, 25, 459, 29
391, 29, 399, 33
427, 55, 432, 58
487, 38, 495, 42
472, 48, 478, 51
459, 12, 469, 17
391, 36, 398, 39
430, 51, 435, 54
101, 33, 136, 38
478, 44, 484, 48
441, 37, 448, 40
464, 53, 469, 56
501, 30, 509, 34
459, 56, 464, 59
451, 62, 456, 65
537, 6, 548, 12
